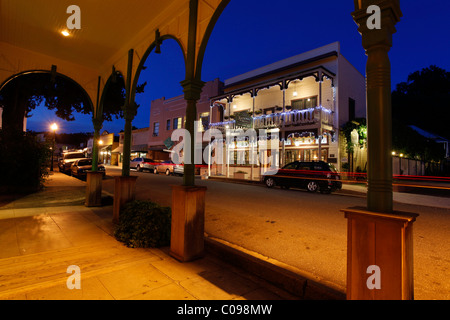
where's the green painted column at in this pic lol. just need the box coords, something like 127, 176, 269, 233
121, 49, 136, 177
91, 76, 102, 172
181, 79, 205, 187
180, 0, 203, 187
91, 117, 102, 171
122, 107, 137, 177
352, 0, 402, 213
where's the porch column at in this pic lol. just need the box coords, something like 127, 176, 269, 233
170, 0, 208, 262
343, 0, 417, 300
91, 76, 102, 172
85, 117, 104, 207
121, 49, 137, 178
113, 49, 138, 223
181, 79, 205, 187
85, 76, 103, 207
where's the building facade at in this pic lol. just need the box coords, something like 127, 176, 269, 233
148, 78, 224, 160
87, 131, 119, 165
113, 127, 150, 166
208, 42, 366, 180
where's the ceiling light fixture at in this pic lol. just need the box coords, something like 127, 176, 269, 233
61, 30, 70, 37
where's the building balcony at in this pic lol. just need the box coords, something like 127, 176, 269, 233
209, 106, 333, 131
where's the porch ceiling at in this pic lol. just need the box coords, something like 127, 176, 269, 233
0, 0, 181, 70
1, 0, 226, 105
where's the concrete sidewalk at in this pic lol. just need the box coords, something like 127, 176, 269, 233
339, 182, 450, 209
0, 172, 300, 300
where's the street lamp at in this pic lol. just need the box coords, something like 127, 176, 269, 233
50, 123, 58, 171
98, 140, 104, 164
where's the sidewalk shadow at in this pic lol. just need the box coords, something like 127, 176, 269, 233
0, 193, 32, 208
0, 186, 86, 209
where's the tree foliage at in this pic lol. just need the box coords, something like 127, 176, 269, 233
391, 65, 449, 161
392, 65, 450, 140
0, 73, 92, 133
0, 130, 51, 193
392, 119, 444, 162
341, 117, 367, 153
0, 72, 147, 132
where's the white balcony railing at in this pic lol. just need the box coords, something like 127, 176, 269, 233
210, 106, 333, 131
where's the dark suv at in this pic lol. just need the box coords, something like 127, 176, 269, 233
263, 161, 342, 193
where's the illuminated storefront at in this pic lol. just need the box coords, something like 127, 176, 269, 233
208, 42, 366, 180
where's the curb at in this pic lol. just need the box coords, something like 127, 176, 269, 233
207, 176, 264, 186
205, 235, 346, 300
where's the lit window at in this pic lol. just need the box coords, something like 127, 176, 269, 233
153, 122, 159, 137
173, 117, 182, 130
291, 96, 317, 110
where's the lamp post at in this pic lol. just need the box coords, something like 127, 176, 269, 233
50, 123, 58, 172
98, 140, 104, 165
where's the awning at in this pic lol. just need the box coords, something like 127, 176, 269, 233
148, 146, 165, 151
131, 144, 148, 152
111, 146, 123, 154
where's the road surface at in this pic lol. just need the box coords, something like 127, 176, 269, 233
102, 167, 450, 300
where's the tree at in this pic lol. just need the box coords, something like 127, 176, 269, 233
0, 72, 146, 134
341, 118, 367, 174
0, 130, 51, 193
392, 119, 444, 162
101, 73, 146, 122
0, 73, 92, 133
392, 65, 450, 140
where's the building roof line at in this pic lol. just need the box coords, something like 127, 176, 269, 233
211, 65, 336, 102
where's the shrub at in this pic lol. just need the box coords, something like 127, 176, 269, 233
0, 130, 51, 193
114, 200, 171, 248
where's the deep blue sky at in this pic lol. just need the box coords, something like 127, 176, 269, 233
26, 0, 450, 134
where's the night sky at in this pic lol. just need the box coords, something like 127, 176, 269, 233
26, 0, 450, 134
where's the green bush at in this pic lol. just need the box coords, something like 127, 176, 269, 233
0, 130, 51, 193
114, 200, 171, 248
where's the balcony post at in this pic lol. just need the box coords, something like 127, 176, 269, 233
281, 81, 286, 167
318, 72, 323, 160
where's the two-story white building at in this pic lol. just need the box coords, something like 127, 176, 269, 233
207, 42, 366, 180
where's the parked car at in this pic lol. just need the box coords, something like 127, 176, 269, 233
58, 151, 86, 174
155, 160, 176, 175
172, 164, 203, 176
130, 157, 157, 173
70, 158, 105, 179
173, 163, 184, 176
263, 161, 342, 193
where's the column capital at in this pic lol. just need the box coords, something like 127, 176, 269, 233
352, 0, 402, 51
122, 102, 138, 121
92, 117, 103, 132
180, 79, 205, 101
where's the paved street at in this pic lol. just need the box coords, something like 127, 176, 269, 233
102, 167, 450, 300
